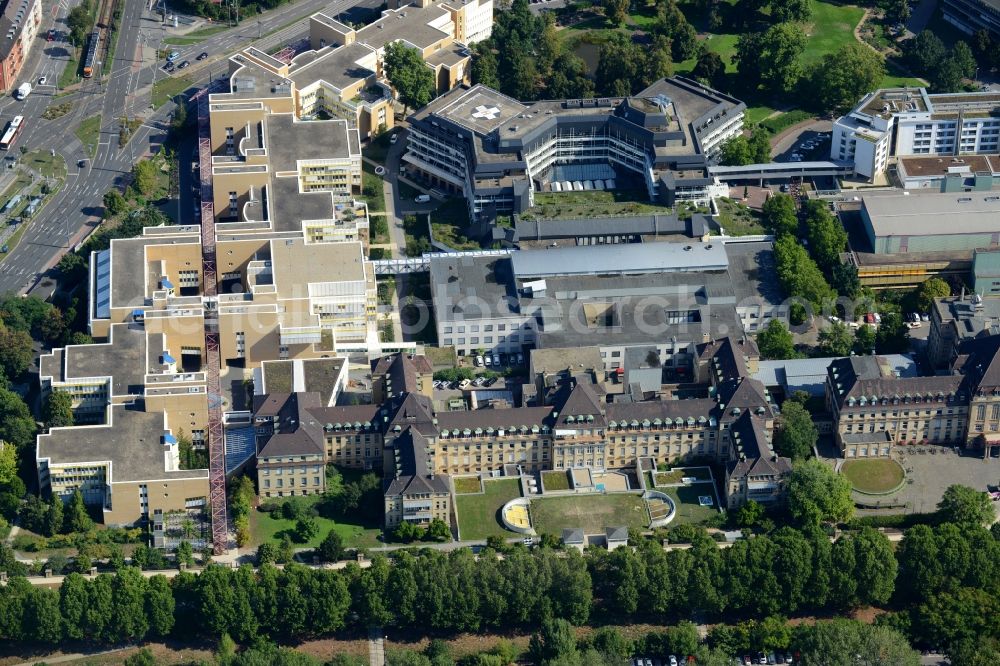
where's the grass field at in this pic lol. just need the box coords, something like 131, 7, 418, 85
663, 484, 721, 525
163, 25, 230, 46
361, 161, 385, 213
841, 458, 905, 494
542, 470, 571, 491
454, 477, 482, 494
456, 478, 522, 540
23, 150, 66, 180
58, 49, 81, 90
74, 116, 102, 159
716, 198, 767, 236
152, 75, 193, 109
530, 494, 648, 535
249, 494, 382, 549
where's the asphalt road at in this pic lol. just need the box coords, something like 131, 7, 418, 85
0, 0, 382, 295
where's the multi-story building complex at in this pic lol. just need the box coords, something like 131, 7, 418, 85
928, 292, 1000, 368
826, 335, 1000, 457
973, 248, 1000, 296
37, 324, 210, 525
213, 0, 492, 150
255, 340, 791, 527
404, 77, 744, 221
942, 0, 1000, 38
0, 0, 42, 94
833, 88, 1000, 182
429, 241, 787, 364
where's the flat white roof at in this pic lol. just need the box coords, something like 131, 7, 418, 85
510, 241, 728, 278
863, 191, 1000, 237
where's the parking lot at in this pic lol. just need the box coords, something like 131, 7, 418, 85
774, 129, 832, 163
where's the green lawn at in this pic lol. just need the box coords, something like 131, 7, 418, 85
744, 105, 780, 125
152, 75, 193, 109
58, 52, 81, 90
361, 161, 385, 213
799, 0, 866, 66
663, 483, 722, 525
456, 478, 522, 540
541, 470, 571, 491
654, 466, 713, 486
841, 459, 905, 494
249, 494, 382, 550
74, 116, 102, 159
529, 494, 648, 535
23, 150, 66, 180
163, 24, 230, 46
363, 132, 392, 164
454, 477, 482, 494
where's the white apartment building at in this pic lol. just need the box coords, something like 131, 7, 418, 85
833, 87, 1000, 182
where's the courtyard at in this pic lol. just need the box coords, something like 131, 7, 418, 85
455, 478, 523, 540
846, 448, 1000, 515
529, 493, 649, 535
841, 458, 905, 494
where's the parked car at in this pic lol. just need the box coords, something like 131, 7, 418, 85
459, 379, 471, 389
474, 354, 484, 366
484, 356, 492, 367
46, 29, 54, 41
414, 194, 431, 203
484, 376, 498, 387
37, 76, 46, 86
177, 60, 190, 69
492, 354, 500, 366
669, 657, 678, 666
166, 50, 181, 62
197, 51, 209, 60
390, 133, 398, 144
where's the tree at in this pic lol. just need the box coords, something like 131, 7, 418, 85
748, 127, 772, 164
393, 520, 422, 543
881, 0, 911, 25
66, 4, 93, 47
0, 442, 16, 486
45, 493, 64, 537
384, 42, 437, 114
529, 617, 578, 665
830, 262, 861, 299
692, 50, 725, 88
720, 134, 753, 166
810, 44, 886, 115
734, 23, 806, 95
771, 0, 810, 22
774, 400, 817, 460
316, 529, 345, 562
761, 193, 798, 237
103, 189, 128, 217
470, 44, 499, 89
64, 489, 94, 533
293, 516, 319, 543
952, 40, 978, 79
803, 200, 847, 270
0, 325, 34, 380
24, 587, 63, 643
874, 312, 908, 353
756, 320, 797, 360
938, 484, 994, 526
424, 518, 451, 542
736, 499, 765, 527
144, 574, 175, 638
775, 235, 837, 311
797, 620, 919, 666
917, 586, 1000, 651
132, 160, 157, 197
818, 322, 854, 357
916, 277, 951, 312
907, 31, 948, 76
603, 0, 628, 26
42, 389, 74, 429
787, 459, 854, 525
176, 540, 194, 566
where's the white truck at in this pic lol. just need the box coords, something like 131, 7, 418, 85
14, 83, 30, 100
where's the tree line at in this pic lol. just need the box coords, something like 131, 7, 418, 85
3, 505, 998, 663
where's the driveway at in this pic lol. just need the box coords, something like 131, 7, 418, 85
906, 0, 937, 37
770, 120, 834, 161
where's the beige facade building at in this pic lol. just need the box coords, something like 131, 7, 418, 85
826, 335, 1000, 457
